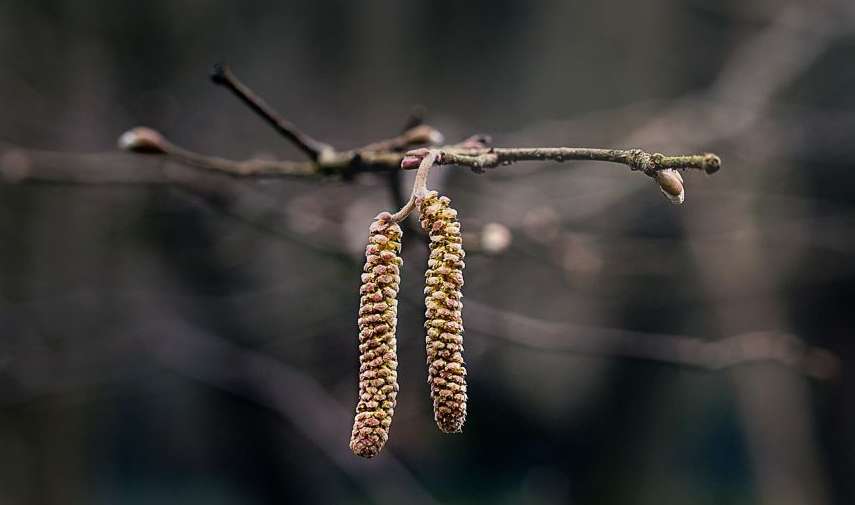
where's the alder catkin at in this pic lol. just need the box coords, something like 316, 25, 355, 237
349, 212, 402, 458
418, 191, 468, 433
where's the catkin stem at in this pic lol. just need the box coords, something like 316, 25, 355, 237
389, 149, 440, 223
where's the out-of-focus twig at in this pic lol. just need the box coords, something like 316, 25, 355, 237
464, 300, 841, 380
667, 4, 847, 504
0, 292, 439, 503
139, 308, 440, 505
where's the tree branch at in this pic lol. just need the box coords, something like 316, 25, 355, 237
104, 64, 724, 204
435, 147, 721, 175
358, 124, 444, 153
114, 127, 719, 205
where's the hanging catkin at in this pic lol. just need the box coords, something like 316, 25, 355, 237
349, 212, 402, 457
418, 191, 468, 433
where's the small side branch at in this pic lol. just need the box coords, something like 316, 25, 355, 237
117, 127, 316, 177
357, 124, 444, 153
210, 63, 332, 160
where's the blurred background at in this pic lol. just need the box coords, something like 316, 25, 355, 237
1, 0, 854, 504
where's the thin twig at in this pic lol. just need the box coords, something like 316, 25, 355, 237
167, 141, 319, 177
436, 147, 721, 175
210, 63, 332, 160
357, 124, 444, 153
116, 125, 719, 189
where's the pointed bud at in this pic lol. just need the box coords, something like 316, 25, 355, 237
654, 169, 685, 205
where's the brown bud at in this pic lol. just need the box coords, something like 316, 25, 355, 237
349, 212, 403, 458
418, 191, 467, 433
654, 169, 685, 205
117, 127, 168, 154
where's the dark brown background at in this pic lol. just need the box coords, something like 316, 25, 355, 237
1, 1, 853, 504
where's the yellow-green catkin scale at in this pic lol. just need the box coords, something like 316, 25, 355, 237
418, 191, 467, 433
349, 212, 402, 458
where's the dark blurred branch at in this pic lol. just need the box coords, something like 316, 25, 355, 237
669, 6, 842, 503
400, 104, 428, 132
140, 309, 440, 505
0, 296, 440, 504
0, 141, 174, 185
465, 300, 841, 380
387, 159, 406, 211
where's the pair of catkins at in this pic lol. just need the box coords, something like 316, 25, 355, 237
349, 191, 467, 458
